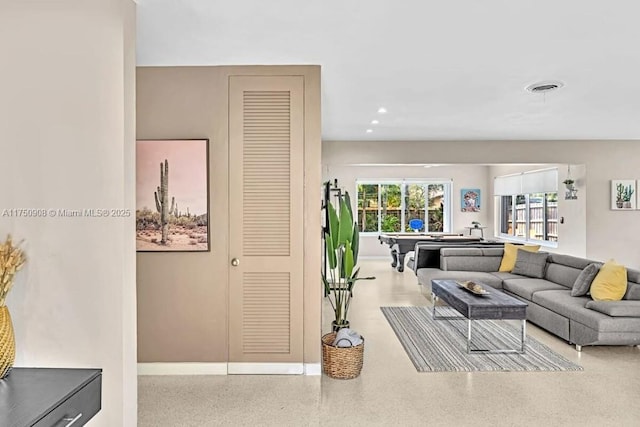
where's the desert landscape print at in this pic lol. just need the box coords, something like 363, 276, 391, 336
136, 139, 209, 251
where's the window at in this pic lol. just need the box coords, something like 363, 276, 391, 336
495, 169, 558, 244
498, 193, 558, 243
356, 180, 451, 233
357, 184, 379, 232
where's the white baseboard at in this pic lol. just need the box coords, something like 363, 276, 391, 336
304, 363, 321, 375
138, 362, 319, 375
227, 363, 304, 375
359, 256, 391, 260
138, 362, 227, 376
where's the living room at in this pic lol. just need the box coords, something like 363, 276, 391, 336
2, 1, 639, 426
324, 140, 640, 266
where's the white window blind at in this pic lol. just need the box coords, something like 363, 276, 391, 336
493, 174, 522, 196
522, 168, 558, 193
494, 168, 557, 196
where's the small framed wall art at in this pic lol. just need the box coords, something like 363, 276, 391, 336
136, 139, 210, 251
461, 188, 481, 212
611, 180, 636, 210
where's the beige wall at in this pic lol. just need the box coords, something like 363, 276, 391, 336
1, 1, 137, 426
137, 66, 321, 363
324, 164, 493, 257
323, 141, 640, 268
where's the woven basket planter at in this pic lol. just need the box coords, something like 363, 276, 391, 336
321, 332, 364, 379
0, 306, 16, 379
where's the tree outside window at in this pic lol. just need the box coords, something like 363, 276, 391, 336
357, 184, 378, 232
356, 181, 451, 233
404, 184, 425, 232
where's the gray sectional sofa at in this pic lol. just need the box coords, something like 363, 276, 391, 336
413, 247, 640, 351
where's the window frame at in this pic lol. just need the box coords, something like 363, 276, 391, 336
355, 179, 452, 235
497, 192, 558, 247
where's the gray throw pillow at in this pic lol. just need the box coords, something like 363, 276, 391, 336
571, 263, 600, 297
512, 250, 548, 279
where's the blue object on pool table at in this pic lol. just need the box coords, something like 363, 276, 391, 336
408, 219, 424, 232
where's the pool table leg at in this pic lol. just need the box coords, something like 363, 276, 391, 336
390, 249, 398, 268
396, 252, 406, 272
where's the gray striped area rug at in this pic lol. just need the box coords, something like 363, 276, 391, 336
381, 306, 583, 372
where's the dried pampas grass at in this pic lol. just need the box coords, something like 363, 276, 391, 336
0, 235, 26, 307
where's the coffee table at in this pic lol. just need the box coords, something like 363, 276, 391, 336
431, 279, 528, 354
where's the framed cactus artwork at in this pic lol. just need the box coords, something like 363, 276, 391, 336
610, 180, 636, 210
136, 139, 210, 251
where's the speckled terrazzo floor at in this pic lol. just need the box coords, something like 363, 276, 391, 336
138, 259, 640, 426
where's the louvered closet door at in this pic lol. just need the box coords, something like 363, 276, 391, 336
228, 76, 304, 370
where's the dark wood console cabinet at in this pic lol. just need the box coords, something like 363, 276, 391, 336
0, 368, 102, 427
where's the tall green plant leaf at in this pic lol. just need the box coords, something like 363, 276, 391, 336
344, 191, 353, 218
351, 224, 359, 265
344, 240, 354, 278
327, 202, 339, 249
325, 232, 336, 269
338, 197, 354, 245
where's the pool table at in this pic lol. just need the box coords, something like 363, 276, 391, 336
378, 233, 482, 272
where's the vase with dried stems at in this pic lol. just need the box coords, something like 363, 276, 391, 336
0, 235, 27, 379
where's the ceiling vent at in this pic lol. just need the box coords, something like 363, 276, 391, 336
526, 80, 564, 93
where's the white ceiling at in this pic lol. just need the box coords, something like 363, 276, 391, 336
137, 0, 640, 141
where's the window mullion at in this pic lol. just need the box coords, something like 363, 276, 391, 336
543, 193, 548, 241
378, 184, 382, 233
523, 195, 526, 239
400, 182, 406, 232
424, 184, 429, 232
512, 196, 516, 237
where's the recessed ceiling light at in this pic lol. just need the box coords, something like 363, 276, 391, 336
366, 129, 373, 133
377, 107, 387, 114
525, 80, 565, 93
371, 120, 379, 125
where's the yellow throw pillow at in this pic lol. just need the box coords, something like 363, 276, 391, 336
498, 243, 541, 272
590, 259, 627, 301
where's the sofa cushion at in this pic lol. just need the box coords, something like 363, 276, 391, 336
481, 248, 505, 257
590, 259, 628, 301
490, 272, 528, 281
440, 249, 502, 272
544, 263, 581, 289
627, 268, 640, 285
623, 268, 640, 300
586, 301, 640, 318
440, 248, 482, 256
498, 243, 540, 272
571, 263, 601, 297
624, 282, 640, 301
502, 278, 567, 301
533, 290, 640, 333
547, 253, 596, 270
543, 253, 600, 289
512, 250, 548, 278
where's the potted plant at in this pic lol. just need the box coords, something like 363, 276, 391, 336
562, 178, 575, 190
322, 191, 374, 331
321, 192, 374, 379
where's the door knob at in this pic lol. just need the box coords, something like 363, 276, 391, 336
231, 258, 240, 267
